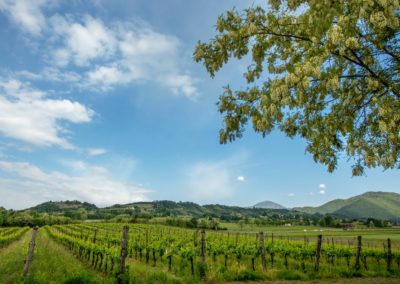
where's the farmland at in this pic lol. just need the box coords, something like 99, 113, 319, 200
0, 223, 399, 283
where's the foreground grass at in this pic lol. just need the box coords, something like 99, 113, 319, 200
228, 278, 400, 284
0, 230, 29, 283
0, 228, 113, 283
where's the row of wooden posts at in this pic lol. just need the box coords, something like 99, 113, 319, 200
21, 226, 395, 282
117, 227, 394, 281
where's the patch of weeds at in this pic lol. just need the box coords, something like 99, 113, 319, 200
276, 270, 307, 280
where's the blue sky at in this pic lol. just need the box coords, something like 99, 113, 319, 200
0, 0, 398, 210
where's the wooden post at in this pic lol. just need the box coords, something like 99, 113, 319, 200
259, 232, 267, 270
118, 226, 129, 284
387, 238, 392, 271
23, 227, 38, 277
355, 236, 362, 271
93, 229, 97, 243
200, 229, 206, 265
314, 235, 322, 272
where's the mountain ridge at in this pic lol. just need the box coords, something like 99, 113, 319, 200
294, 191, 400, 220
15, 191, 400, 221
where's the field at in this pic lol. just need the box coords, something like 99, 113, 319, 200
0, 224, 400, 283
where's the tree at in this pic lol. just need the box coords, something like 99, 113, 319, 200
194, 0, 399, 175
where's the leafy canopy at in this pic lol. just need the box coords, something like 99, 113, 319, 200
194, 0, 399, 175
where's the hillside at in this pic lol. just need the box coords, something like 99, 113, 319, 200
293, 199, 348, 214
21, 199, 302, 222
294, 191, 400, 220
253, 200, 285, 209
26, 201, 97, 213
13, 191, 400, 223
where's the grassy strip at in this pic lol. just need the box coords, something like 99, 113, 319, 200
227, 278, 400, 284
0, 229, 29, 283
125, 258, 190, 284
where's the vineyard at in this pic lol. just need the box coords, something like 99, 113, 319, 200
43, 223, 400, 282
0, 227, 29, 248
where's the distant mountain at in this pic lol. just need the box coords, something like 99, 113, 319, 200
18, 192, 400, 222
26, 200, 97, 213
294, 191, 400, 220
253, 200, 285, 209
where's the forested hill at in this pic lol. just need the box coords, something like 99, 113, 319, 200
21, 200, 298, 221
26, 200, 98, 213
104, 201, 294, 221
293, 191, 400, 220
7, 191, 400, 223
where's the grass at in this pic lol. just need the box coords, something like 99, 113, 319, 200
227, 278, 400, 284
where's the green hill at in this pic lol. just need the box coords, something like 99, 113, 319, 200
294, 191, 400, 220
253, 200, 285, 209
26, 200, 97, 213
293, 199, 348, 214
23, 200, 301, 222
13, 192, 400, 224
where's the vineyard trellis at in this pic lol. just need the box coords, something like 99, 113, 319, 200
0, 227, 29, 248
45, 223, 400, 282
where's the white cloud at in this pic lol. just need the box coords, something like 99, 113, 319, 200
237, 175, 245, 182
50, 15, 117, 67
319, 183, 326, 194
46, 15, 197, 97
0, 0, 48, 35
17, 68, 81, 83
88, 148, 107, 156
0, 159, 150, 209
3, 10, 197, 98
288, 193, 295, 197
0, 79, 93, 148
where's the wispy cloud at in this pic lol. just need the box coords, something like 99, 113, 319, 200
0, 79, 93, 149
0, 159, 151, 209
319, 183, 326, 195
47, 14, 198, 98
1, 2, 198, 98
288, 193, 295, 197
88, 148, 107, 156
49, 14, 117, 67
0, 0, 49, 35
